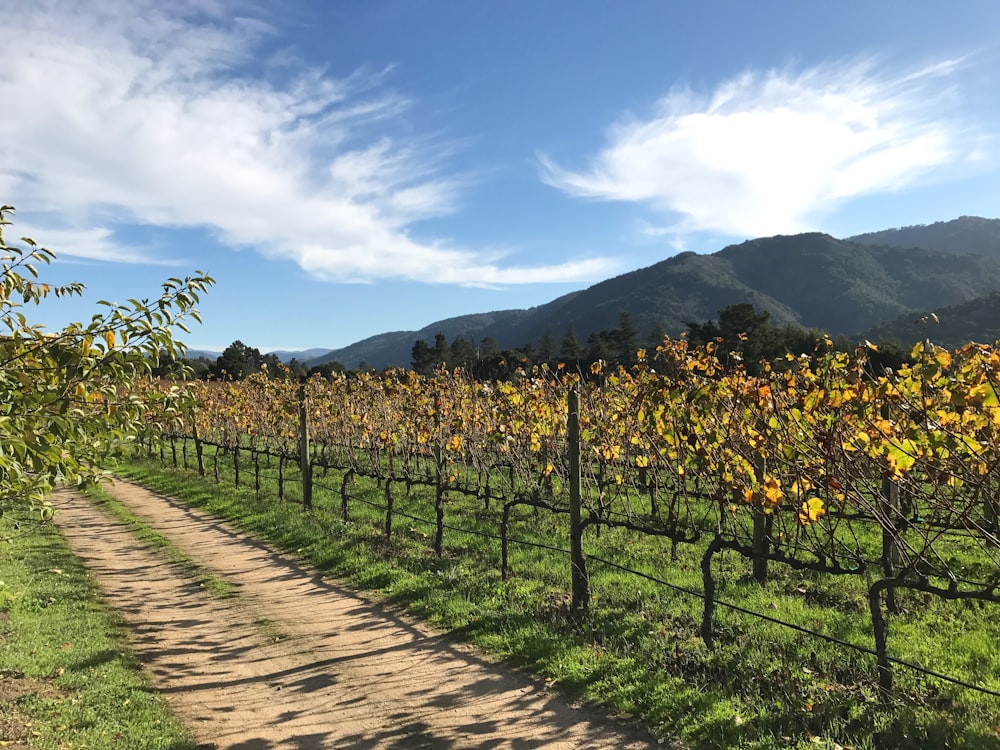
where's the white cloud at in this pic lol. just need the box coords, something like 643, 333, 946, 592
14, 223, 181, 266
0, 0, 611, 284
541, 58, 981, 238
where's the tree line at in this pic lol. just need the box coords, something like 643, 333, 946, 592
158, 303, 913, 383
151, 340, 344, 381
409, 304, 911, 378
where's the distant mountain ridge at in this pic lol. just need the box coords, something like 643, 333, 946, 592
864, 292, 1000, 350
185, 348, 335, 364
184, 348, 221, 361
850, 216, 1000, 258
267, 348, 334, 363
309, 216, 1000, 370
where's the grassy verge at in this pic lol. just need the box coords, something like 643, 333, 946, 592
117, 451, 1000, 750
0, 509, 198, 750
84, 485, 236, 600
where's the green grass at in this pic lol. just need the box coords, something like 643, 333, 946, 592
84, 484, 236, 600
118, 446, 1000, 750
0, 510, 198, 750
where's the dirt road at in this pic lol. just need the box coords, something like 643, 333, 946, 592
51, 482, 663, 749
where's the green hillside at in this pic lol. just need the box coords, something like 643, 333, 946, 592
863, 292, 1000, 350
850, 216, 1000, 258
312, 220, 1000, 370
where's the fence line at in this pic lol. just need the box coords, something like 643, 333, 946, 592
147, 436, 1000, 701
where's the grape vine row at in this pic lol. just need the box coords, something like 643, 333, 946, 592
142, 337, 1000, 697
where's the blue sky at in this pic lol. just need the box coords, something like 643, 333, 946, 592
2, 0, 998, 353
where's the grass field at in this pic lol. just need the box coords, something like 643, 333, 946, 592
118, 445, 1000, 750
0, 506, 198, 750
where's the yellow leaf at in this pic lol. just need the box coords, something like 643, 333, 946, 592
762, 476, 783, 505
104, 330, 115, 349
798, 497, 826, 525
885, 446, 915, 477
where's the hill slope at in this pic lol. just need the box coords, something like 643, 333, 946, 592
849, 216, 1000, 258
863, 292, 1000, 350
314, 224, 1000, 370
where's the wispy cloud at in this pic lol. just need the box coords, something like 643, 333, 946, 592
541, 58, 982, 238
0, 0, 612, 284
14, 223, 181, 266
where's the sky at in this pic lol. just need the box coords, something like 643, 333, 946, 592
2, 0, 999, 354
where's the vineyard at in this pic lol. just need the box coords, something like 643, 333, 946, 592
137, 337, 1000, 744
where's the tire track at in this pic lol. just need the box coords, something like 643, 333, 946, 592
51, 483, 665, 749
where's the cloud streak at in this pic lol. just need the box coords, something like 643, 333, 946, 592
541, 58, 981, 238
0, 0, 612, 284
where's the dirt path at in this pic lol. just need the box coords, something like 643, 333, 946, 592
51, 482, 664, 749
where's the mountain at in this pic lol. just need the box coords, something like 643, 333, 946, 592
863, 292, 1000, 350
184, 348, 221, 361
850, 216, 1000, 258
312, 225, 1000, 370
308, 306, 570, 369
267, 348, 333, 363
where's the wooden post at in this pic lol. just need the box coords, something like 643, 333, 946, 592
340, 468, 353, 522
500, 502, 512, 580
192, 412, 205, 477
253, 452, 261, 496
299, 383, 313, 510
751, 506, 771, 584
384, 477, 394, 539
433, 392, 445, 556
568, 386, 589, 612
751, 453, 770, 584
880, 404, 901, 613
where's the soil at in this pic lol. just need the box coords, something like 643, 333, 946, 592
50, 482, 668, 749
0, 670, 62, 749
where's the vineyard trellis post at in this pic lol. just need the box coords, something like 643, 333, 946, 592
568, 386, 590, 612
433, 391, 445, 556
751, 505, 771, 584
298, 383, 313, 510
880, 403, 901, 614
191, 410, 205, 477
751, 454, 770, 584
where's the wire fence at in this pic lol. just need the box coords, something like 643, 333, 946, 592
147, 436, 1000, 702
